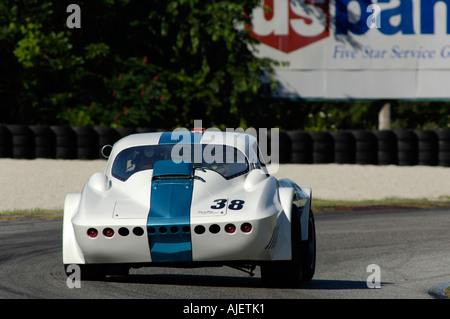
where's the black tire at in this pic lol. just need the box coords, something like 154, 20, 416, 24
437, 130, 450, 167
309, 132, 333, 163
287, 131, 312, 163
73, 126, 99, 159
0, 126, 12, 158
266, 131, 291, 164
373, 130, 397, 165
116, 127, 137, 138
94, 126, 120, 158
415, 130, 438, 166
394, 130, 418, 166
6, 124, 34, 159
261, 206, 315, 287
351, 130, 377, 164
30, 125, 56, 158
331, 131, 355, 164
50, 126, 77, 159
301, 211, 316, 281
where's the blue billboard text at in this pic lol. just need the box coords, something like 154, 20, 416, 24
336, 0, 450, 35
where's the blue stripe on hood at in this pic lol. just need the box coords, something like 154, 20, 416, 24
159, 130, 201, 145
146, 131, 201, 262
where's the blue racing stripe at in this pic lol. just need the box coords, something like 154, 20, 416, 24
158, 131, 180, 145
147, 161, 193, 262
146, 130, 202, 262
158, 130, 202, 145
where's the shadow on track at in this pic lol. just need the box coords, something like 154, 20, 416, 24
104, 273, 390, 290
106, 273, 263, 288
300, 279, 393, 290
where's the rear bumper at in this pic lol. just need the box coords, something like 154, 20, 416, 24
71, 211, 291, 264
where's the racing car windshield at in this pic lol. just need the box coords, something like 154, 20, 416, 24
111, 144, 249, 181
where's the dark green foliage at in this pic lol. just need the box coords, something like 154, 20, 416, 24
0, 0, 273, 129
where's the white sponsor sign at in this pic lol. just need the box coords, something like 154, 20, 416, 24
250, 0, 450, 99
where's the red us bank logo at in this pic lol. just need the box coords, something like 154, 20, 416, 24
250, 0, 330, 53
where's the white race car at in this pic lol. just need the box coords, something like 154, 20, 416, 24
63, 129, 316, 287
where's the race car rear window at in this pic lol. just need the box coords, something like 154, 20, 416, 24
111, 144, 248, 181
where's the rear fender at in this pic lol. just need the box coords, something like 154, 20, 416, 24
275, 187, 294, 260
299, 187, 312, 241
278, 187, 294, 223
279, 180, 312, 242
62, 193, 84, 264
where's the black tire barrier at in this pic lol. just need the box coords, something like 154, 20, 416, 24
330, 131, 355, 164
414, 130, 439, 166
31, 125, 56, 158
0, 126, 449, 167
268, 131, 291, 164
309, 132, 334, 164
437, 130, 450, 167
73, 126, 99, 159
115, 127, 137, 138
373, 130, 397, 165
394, 130, 418, 166
351, 130, 377, 165
50, 126, 77, 159
287, 131, 312, 163
93, 126, 120, 158
6, 125, 34, 159
0, 126, 12, 158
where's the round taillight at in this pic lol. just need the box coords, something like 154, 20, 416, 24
87, 228, 98, 238
103, 227, 115, 238
241, 223, 252, 233
224, 223, 236, 234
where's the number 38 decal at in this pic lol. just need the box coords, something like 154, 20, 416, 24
210, 199, 245, 210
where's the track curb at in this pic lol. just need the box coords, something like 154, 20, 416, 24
429, 281, 450, 299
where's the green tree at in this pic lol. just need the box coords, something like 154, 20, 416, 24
0, 0, 275, 129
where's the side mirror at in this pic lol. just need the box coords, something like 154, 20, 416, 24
101, 145, 113, 159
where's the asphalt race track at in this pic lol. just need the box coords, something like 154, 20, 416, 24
0, 207, 449, 300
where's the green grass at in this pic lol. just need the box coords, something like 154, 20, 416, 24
0, 209, 63, 217
312, 196, 450, 208
445, 287, 450, 298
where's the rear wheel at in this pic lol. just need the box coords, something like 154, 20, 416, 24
261, 206, 316, 287
301, 211, 316, 281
